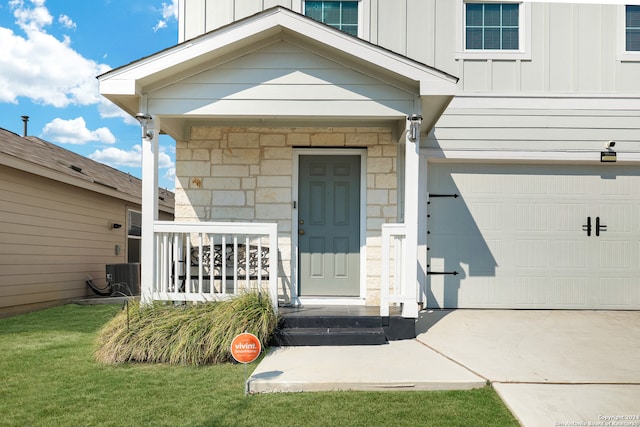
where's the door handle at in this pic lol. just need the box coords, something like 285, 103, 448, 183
596, 217, 607, 236
299, 229, 305, 235
582, 217, 591, 236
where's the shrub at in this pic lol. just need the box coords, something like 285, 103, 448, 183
95, 292, 277, 365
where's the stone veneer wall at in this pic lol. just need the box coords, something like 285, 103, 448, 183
175, 127, 399, 305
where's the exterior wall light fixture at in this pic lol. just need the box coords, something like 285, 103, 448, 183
135, 113, 153, 139
601, 140, 617, 162
408, 114, 423, 142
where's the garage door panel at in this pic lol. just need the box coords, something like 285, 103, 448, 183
598, 241, 632, 269
427, 163, 640, 310
554, 203, 588, 232
513, 277, 548, 305
469, 202, 504, 231
514, 239, 549, 268
598, 203, 634, 233
597, 278, 637, 308
469, 237, 501, 274
555, 174, 589, 196
552, 240, 587, 268
460, 276, 505, 306
550, 277, 588, 307
516, 202, 550, 232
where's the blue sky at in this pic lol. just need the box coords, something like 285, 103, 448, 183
0, 0, 179, 190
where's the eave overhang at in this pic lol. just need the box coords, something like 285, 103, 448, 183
99, 7, 458, 138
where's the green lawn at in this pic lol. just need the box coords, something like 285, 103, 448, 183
0, 304, 518, 427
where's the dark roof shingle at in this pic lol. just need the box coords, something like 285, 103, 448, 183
0, 127, 174, 211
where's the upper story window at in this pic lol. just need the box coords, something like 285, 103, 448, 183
627, 5, 640, 52
304, 1, 359, 36
456, 0, 531, 60
618, 5, 640, 61
466, 3, 519, 50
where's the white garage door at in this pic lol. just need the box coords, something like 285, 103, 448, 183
427, 163, 640, 309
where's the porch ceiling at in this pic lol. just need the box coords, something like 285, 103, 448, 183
99, 7, 458, 141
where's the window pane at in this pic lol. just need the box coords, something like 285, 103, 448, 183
627, 29, 640, 52
484, 4, 501, 27
626, 5, 640, 28
128, 210, 141, 237
502, 27, 519, 49
626, 6, 640, 52
465, 2, 519, 51
128, 239, 141, 263
341, 24, 358, 36
466, 28, 483, 49
304, 1, 358, 35
305, 1, 323, 20
502, 4, 519, 27
342, 2, 358, 25
466, 3, 483, 27
484, 28, 501, 49
324, 2, 341, 24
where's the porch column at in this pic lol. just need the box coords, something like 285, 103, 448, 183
140, 115, 160, 304
402, 121, 420, 318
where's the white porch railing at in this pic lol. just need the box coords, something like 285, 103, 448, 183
381, 223, 407, 317
152, 221, 278, 314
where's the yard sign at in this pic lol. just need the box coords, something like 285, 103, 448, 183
231, 332, 262, 396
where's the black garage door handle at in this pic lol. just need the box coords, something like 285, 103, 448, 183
582, 217, 591, 236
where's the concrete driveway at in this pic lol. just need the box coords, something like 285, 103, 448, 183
416, 310, 640, 427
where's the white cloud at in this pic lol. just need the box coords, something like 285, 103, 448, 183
10, 0, 52, 33
89, 145, 142, 168
164, 167, 176, 183
98, 99, 139, 125
42, 117, 116, 145
153, 0, 178, 32
58, 14, 76, 30
89, 144, 174, 170
0, 1, 110, 108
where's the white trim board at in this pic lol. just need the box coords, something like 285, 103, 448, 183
423, 149, 640, 164
449, 95, 640, 110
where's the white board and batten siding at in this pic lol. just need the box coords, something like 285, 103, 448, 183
179, 1, 640, 95
148, 41, 415, 119
374, 1, 640, 94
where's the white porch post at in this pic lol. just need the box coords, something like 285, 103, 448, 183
140, 115, 160, 304
402, 119, 420, 318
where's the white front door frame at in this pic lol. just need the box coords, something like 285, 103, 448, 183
291, 148, 368, 306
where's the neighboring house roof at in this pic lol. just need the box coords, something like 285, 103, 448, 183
0, 127, 174, 213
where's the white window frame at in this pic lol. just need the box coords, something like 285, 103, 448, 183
295, 0, 370, 40
455, 0, 531, 60
127, 209, 142, 263
617, 5, 640, 62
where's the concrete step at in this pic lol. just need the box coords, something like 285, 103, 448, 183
271, 306, 416, 346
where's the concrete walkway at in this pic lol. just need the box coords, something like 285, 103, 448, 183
249, 309, 640, 426
416, 310, 640, 427
248, 339, 485, 393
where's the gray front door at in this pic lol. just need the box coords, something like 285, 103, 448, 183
298, 155, 360, 296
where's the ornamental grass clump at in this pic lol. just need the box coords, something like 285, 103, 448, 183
95, 291, 277, 365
